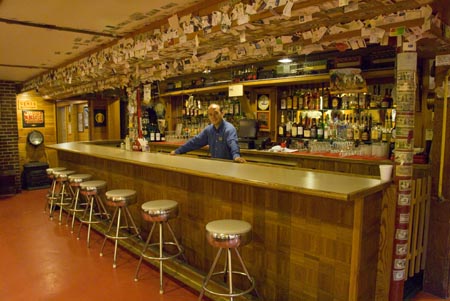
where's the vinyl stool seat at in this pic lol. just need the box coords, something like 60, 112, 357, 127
77, 180, 110, 247
199, 219, 257, 301
49, 169, 76, 223
66, 173, 92, 232
100, 189, 141, 268
45, 167, 66, 212
134, 199, 184, 294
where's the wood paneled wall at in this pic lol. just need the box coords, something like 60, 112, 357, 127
16, 91, 57, 169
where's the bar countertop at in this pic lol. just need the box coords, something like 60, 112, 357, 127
47, 142, 388, 201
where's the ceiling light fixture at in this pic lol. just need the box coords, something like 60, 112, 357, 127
278, 58, 293, 63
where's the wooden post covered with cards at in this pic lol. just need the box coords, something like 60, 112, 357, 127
389, 51, 417, 301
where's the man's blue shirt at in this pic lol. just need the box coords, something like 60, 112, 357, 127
175, 120, 241, 160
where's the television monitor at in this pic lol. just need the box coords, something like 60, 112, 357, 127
238, 119, 258, 139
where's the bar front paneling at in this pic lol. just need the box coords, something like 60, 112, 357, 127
49, 142, 389, 301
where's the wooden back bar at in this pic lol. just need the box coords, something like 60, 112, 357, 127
48, 142, 390, 301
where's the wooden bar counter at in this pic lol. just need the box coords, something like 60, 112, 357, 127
47, 141, 391, 301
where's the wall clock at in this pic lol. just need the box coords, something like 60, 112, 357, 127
27, 130, 44, 146
257, 94, 270, 111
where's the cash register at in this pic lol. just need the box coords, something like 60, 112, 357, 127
237, 119, 258, 149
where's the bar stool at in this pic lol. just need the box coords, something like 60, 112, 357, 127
134, 200, 184, 294
50, 169, 76, 224
66, 173, 92, 232
77, 180, 110, 248
198, 219, 256, 301
100, 189, 141, 268
44, 167, 66, 212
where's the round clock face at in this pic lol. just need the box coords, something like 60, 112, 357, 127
257, 95, 270, 110
28, 130, 44, 146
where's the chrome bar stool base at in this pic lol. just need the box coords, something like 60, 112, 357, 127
50, 169, 76, 224
66, 174, 92, 232
99, 189, 141, 268
134, 200, 184, 294
44, 167, 66, 213
198, 219, 257, 301
77, 180, 110, 248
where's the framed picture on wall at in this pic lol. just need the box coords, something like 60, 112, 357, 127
256, 111, 269, 130
22, 110, 45, 128
77, 112, 84, 132
94, 109, 106, 127
83, 106, 89, 128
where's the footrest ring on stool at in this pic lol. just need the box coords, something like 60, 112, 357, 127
141, 241, 183, 261
202, 271, 256, 298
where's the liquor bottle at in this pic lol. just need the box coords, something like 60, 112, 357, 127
361, 114, 370, 143
292, 90, 299, 110
303, 116, 311, 138
336, 114, 345, 140
286, 92, 293, 110
278, 113, 286, 137
310, 118, 317, 139
369, 85, 379, 108
155, 125, 161, 141
310, 88, 318, 110
353, 115, 361, 142
297, 115, 304, 138
341, 94, 349, 110
149, 123, 156, 142
280, 91, 287, 110
317, 117, 324, 140
304, 89, 311, 109
382, 112, 390, 142
323, 114, 330, 140
285, 115, 292, 138
313, 88, 320, 110
346, 115, 354, 141
300, 89, 307, 110
291, 116, 298, 138
233, 98, 240, 115
322, 86, 330, 110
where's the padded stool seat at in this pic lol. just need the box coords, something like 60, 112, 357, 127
49, 169, 76, 224
134, 200, 184, 294
199, 219, 257, 301
100, 189, 141, 268
45, 167, 66, 212
77, 180, 110, 247
66, 174, 92, 232
141, 200, 178, 222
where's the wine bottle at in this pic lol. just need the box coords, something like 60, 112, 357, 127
278, 113, 286, 137
291, 116, 298, 138
297, 115, 304, 138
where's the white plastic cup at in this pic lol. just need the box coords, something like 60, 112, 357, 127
379, 164, 393, 183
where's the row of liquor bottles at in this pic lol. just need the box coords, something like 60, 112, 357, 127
278, 110, 395, 143
279, 84, 394, 111
142, 123, 165, 142
181, 94, 241, 117
175, 114, 244, 138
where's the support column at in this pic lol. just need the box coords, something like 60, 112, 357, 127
389, 51, 417, 300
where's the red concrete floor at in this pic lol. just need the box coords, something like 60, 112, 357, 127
1, 189, 449, 301
0, 189, 199, 301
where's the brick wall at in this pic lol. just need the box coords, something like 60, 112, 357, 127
0, 81, 21, 194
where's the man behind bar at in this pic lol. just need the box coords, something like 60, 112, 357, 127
170, 103, 246, 163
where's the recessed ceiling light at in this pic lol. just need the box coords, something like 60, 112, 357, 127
278, 58, 293, 63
